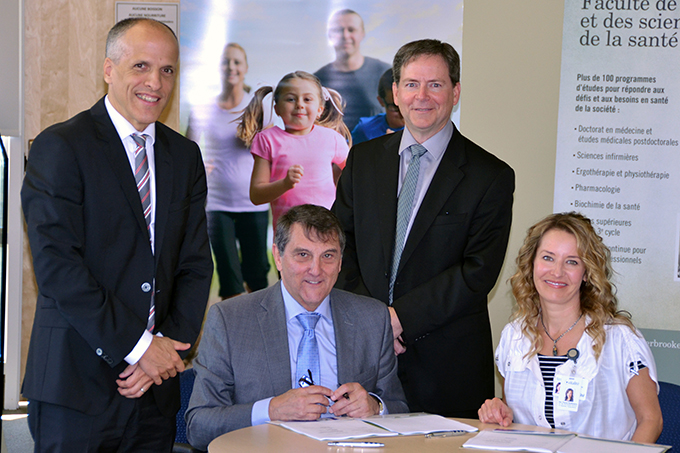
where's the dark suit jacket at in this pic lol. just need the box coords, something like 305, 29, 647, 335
21, 98, 213, 417
332, 124, 515, 417
185, 282, 408, 450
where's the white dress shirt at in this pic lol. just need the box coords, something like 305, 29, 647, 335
396, 121, 453, 239
251, 283, 386, 425
104, 95, 157, 365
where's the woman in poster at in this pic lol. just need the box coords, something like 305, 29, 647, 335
186, 43, 270, 299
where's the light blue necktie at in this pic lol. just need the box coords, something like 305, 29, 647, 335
389, 143, 427, 305
131, 133, 155, 332
295, 312, 321, 387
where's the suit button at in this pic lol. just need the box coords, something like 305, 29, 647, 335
141, 282, 152, 292
96, 348, 103, 356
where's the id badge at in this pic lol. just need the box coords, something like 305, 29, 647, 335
554, 376, 585, 412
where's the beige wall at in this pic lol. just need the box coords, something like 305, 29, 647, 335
21, 0, 180, 386
461, 1, 565, 394
21, 0, 565, 397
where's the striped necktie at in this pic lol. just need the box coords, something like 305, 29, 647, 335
131, 134, 155, 332
389, 143, 427, 305
132, 134, 152, 235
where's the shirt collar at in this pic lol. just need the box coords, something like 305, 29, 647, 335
398, 121, 453, 160
105, 95, 156, 145
280, 282, 332, 323
508, 316, 599, 378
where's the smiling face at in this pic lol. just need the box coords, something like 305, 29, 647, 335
328, 12, 365, 58
393, 54, 460, 143
273, 223, 342, 312
221, 45, 248, 89
533, 229, 587, 311
104, 22, 178, 131
274, 78, 324, 135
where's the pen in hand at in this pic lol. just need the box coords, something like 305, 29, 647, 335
336, 383, 350, 400
298, 369, 314, 388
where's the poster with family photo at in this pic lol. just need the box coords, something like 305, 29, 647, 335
178, 0, 464, 133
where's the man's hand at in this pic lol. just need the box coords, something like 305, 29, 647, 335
388, 307, 406, 355
269, 385, 331, 421
116, 363, 154, 399
388, 307, 403, 337
393, 337, 406, 355
137, 336, 190, 385
329, 383, 380, 418
478, 397, 513, 427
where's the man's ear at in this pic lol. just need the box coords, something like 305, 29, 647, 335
272, 243, 283, 272
377, 96, 386, 108
103, 58, 114, 84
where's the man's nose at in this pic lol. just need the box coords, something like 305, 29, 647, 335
145, 70, 162, 91
308, 258, 322, 275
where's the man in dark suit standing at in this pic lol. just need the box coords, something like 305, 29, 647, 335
185, 205, 407, 450
333, 39, 515, 418
21, 18, 213, 451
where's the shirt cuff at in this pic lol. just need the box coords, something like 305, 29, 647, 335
124, 330, 154, 365
369, 392, 387, 415
251, 397, 273, 426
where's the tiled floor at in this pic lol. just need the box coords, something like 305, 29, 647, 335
2, 403, 32, 453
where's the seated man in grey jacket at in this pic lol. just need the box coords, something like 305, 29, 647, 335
186, 204, 408, 450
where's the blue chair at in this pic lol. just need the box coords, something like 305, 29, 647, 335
658, 381, 680, 451
173, 368, 199, 452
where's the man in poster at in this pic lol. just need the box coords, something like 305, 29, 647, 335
315, 9, 390, 131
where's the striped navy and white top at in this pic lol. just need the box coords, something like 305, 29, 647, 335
537, 354, 569, 428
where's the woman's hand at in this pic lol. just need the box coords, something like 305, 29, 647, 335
478, 397, 513, 427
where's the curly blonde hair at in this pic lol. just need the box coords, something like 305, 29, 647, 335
510, 212, 634, 360
236, 71, 351, 147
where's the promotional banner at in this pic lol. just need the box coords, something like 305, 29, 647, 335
179, 0, 464, 132
555, 1, 680, 383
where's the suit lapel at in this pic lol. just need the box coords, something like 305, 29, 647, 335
257, 283, 294, 395
331, 290, 357, 386
90, 99, 154, 243
399, 126, 466, 271
376, 134, 402, 269
153, 126, 172, 262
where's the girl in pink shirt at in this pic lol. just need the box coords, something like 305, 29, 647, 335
238, 71, 350, 231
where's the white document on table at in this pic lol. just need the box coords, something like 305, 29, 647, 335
462, 430, 576, 453
269, 417, 397, 441
269, 412, 477, 441
363, 412, 478, 435
463, 430, 671, 453
556, 436, 670, 453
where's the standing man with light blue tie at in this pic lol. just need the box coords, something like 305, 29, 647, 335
185, 204, 408, 451
333, 39, 515, 418
21, 18, 213, 451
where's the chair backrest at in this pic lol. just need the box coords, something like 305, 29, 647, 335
175, 367, 197, 445
658, 381, 680, 451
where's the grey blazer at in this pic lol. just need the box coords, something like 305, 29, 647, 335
185, 282, 408, 450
